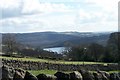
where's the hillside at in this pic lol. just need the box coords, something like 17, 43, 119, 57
2, 32, 111, 48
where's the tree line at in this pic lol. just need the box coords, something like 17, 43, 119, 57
2, 34, 63, 60
2, 32, 120, 63
63, 32, 120, 63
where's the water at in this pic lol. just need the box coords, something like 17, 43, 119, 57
44, 47, 65, 54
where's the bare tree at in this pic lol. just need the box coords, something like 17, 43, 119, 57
2, 34, 18, 55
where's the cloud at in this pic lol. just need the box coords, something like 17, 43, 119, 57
1, 15, 45, 33
74, 0, 118, 32
0, 0, 22, 18
22, 0, 71, 14
85, 0, 119, 10
0, 0, 119, 33
1, 12, 76, 33
0, 0, 21, 8
1, 0, 71, 19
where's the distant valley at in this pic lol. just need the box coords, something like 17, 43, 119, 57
2, 32, 112, 48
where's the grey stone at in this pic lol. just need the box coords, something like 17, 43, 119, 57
97, 71, 109, 80
2, 65, 14, 80
110, 73, 120, 80
23, 71, 38, 80
37, 74, 56, 80
13, 69, 25, 80
79, 70, 94, 80
54, 72, 70, 80
70, 71, 83, 80
93, 72, 102, 80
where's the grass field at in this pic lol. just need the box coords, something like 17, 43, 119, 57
28, 70, 58, 75
28, 70, 71, 75
28, 70, 120, 75
0, 56, 114, 65
0, 56, 119, 75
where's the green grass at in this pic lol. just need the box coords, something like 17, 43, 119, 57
0, 56, 119, 76
108, 70, 120, 73
28, 69, 58, 75
0, 56, 114, 65
28, 70, 71, 75
28, 70, 120, 76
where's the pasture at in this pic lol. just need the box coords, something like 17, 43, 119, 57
0, 56, 119, 75
28, 70, 120, 75
0, 56, 113, 65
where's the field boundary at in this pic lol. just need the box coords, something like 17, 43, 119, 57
2, 58, 120, 71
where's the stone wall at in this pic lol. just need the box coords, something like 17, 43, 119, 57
1, 65, 120, 80
2, 59, 120, 71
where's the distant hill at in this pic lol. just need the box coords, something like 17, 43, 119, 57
2, 32, 111, 48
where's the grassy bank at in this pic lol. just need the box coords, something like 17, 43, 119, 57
28, 70, 58, 75
0, 56, 114, 65
28, 70, 71, 75
28, 70, 120, 75
0, 56, 119, 76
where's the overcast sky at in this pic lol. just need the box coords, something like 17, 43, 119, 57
0, 0, 119, 33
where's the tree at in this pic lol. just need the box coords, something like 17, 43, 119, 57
88, 43, 105, 62
105, 32, 120, 62
63, 46, 88, 61
0, 34, 2, 53
2, 34, 18, 55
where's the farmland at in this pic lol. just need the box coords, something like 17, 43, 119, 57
28, 70, 120, 75
0, 56, 113, 65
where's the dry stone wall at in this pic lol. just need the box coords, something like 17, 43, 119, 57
1, 65, 120, 80
2, 59, 120, 71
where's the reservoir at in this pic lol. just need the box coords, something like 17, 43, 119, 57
44, 47, 65, 54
